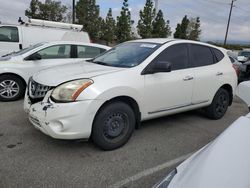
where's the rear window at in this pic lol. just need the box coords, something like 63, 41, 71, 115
189, 44, 214, 67
77, 46, 106, 58
212, 48, 224, 62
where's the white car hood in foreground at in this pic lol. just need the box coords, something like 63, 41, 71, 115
168, 113, 250, 188
32, 61, 123, 86
237, 81, 250, 107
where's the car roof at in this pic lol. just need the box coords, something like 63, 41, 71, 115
127, 38, 226, 52
42, 41, 111, 50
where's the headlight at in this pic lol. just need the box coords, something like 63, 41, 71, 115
155, 169, 177, 188
51, 79, 93, 102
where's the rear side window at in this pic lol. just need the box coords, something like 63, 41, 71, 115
0, 26, 19, 42
189, 44, 214, 67
77, 46, 106, 58
153, 44, 189, 71
212, 48, 224, 62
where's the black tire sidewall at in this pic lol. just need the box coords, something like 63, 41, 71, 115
92, 101, 135, 151
206, 88, 230, 120
0, 75, 26, 102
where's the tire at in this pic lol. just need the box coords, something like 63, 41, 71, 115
205, 88, 230, 120
0, 75, 26, 102
91, 101, 135, 151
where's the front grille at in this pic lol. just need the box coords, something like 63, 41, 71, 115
28, 78, 51, 103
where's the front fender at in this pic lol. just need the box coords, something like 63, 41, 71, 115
0, 67, 29, 83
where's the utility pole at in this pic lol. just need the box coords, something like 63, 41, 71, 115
72, 0, 75, 24
155, 0, 159, 13
224, 0, 236, 46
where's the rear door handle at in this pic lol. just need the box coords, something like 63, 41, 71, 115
216, 72, 223, 76
183, 76, 194, 81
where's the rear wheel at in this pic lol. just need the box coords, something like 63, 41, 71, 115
91, 101, 135, 151
0, 75, 26, 102
205, 88, 230, 120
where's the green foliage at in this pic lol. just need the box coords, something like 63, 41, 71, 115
116, 0, 132, 43
152, 10, 172, 38
101, 8, 116, 44
25, 0, 67, 22
137, 0, 155, 38
174, 15, 201, 41
174, 15, 189, 39
76, 0, 101, 41
187, 17, 201, 41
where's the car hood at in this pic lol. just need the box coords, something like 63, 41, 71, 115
168, 113, 250, 188
237, 56, 248, 62
33, 61, 124, 86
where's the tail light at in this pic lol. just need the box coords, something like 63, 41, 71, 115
232, 64, 240, 77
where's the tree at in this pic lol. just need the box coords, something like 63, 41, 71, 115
25, 0, 67, 22
76, 0, 101, 41
187, 17, 201, 41
116, 0, 132, 43
25, 0, 41, 19
174, 15, 189, 39
137, 0, 155, 38
102, 8, 116, 44
152, 10, 172, 38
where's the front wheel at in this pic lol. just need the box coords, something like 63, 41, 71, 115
91, 101, 135, 151
205, 88, 230, 120
0, 75, 26, 102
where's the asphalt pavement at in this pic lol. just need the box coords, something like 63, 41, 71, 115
0, 97, 248, 188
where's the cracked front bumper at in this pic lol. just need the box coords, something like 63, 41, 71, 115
24, 91, 104, 140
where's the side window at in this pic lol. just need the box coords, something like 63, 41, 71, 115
0, 26, 19, 42
36, 45, 71, 59
189, 44, 214, 67
212, 48, 224, 62
77, 46, 105, 58
153, 44, 189, 71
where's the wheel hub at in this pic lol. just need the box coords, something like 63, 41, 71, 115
104, 113, 127, 138
0, 80, 19, 99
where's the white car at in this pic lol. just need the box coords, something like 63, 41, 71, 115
0, 41, 110, 101
155, 112, 250, 188
237, 81, 250, 110
24, 39, 238, 150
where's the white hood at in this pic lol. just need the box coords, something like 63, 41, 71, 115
32, 61, 124, 86
168, 113, 250, 188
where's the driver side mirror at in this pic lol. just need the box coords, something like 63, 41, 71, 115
26, 53, 42, 61
142, 61, 172, 75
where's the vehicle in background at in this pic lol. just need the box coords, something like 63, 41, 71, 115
0, 41, 110, 101
237, 50, 250, 63
24, 39, 237, 150
155, 112, 250, 188
0, 18, 90, 56
237, 81, 250, 111
228, 55, 241, 78
228, 53, 250, 82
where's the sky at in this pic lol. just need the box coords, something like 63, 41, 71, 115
0, 0, 249, 43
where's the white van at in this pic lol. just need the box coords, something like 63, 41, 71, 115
0, 19, 90, 56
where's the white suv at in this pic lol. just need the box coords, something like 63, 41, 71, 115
24, 39, 238, 150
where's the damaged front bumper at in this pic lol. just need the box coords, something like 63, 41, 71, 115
24, 90, 104, 140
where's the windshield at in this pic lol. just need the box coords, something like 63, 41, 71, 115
239, 51, 250, 57
92, 42, 160, 68
3, 42, 46, 57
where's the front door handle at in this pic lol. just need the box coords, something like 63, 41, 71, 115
216, 72, 223, 76
183, 76, 194, 81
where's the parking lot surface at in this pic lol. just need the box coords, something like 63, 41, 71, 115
0, 98, 249, 188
